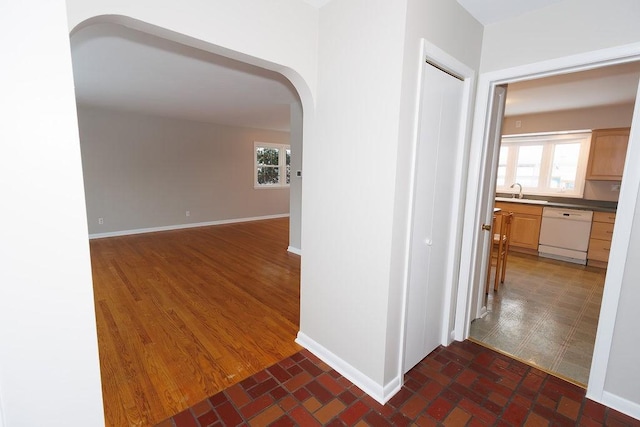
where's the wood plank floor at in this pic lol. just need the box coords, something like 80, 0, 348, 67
90, 218, 301, 427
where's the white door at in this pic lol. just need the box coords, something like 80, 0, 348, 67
404, 62, 465, 372
475, 85, 508, 315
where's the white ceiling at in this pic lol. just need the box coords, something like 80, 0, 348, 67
456, 0, 565, 25
71, 23, 299, 132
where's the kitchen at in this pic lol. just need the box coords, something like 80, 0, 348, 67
470, 62, 640, 386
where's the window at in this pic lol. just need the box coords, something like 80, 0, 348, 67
254, 142, 290, 188
497, 132, 591, 198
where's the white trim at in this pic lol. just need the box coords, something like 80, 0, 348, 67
287, 246, 302, 256
88, 214, 290, 239
457, 42, 640, 407
601, 391, 640, 420
296, 331, 401, 405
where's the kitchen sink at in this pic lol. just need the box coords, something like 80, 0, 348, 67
495, 196, 548, 205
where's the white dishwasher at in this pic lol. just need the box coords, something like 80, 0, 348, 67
538, 207, 593, 264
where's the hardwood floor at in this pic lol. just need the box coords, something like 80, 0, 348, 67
90, 218, 301, 427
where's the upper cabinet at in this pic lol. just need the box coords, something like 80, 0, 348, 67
586, 128, 630, 181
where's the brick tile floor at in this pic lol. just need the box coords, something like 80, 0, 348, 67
156, 340, 640, 427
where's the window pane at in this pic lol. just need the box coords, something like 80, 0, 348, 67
257, 166, 279, 184
550, 143, 581, 190
256, 147, 279, 166
497, 146, 508, 187
286, 149, 291, 184
515, 145, 543, 187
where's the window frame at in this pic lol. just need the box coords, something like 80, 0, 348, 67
497, 131, 592, 198
254, 142, 291, 189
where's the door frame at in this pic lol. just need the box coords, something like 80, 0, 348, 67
399, 39, 475, 376
455, 42, 640, 408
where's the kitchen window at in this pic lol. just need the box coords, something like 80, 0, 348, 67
497, 132, 591, 198
254, 142, 290, 188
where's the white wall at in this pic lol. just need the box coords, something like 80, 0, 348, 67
299, 0, 408, 391
480, 0, 640, 73
78, 105, 290, 235
0, 1, 104, 426
480, 0, 640, 417
502, 104, 635, 136
289, 102, 304, 252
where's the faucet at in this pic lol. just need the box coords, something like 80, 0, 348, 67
510, 182, 523, 199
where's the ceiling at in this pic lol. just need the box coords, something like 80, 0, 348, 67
456, 0, 565, 25
71, 23, 299, 132
70, 6, 640, 132
505, 61, 640, 117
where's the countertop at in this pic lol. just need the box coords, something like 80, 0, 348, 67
494, 195, 617, 213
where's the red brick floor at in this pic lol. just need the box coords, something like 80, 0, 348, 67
156, 340, 640, 427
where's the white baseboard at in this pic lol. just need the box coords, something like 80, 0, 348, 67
295, 331, 402, 405
601, 391, 640, 421
88, 214, 290, 239
287, 246, 302, 256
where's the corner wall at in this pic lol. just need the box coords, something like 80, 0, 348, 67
0, 1, 104, 425
78, 105, 290, 235
299, 0, 408, 396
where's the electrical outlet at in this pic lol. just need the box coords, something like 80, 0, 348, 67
98, 217, 104, 225
515, 120, 522, 128
186, 211, 190, 217
611, 184, 621, 192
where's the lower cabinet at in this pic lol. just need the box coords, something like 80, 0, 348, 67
495, 202, 543, 253
588, 211, 616, 267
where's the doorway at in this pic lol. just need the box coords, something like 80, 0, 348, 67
457, 50, 638, 399
469, 63, 639, 385
70, 21, 305, 425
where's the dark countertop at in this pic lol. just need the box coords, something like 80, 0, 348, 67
495, 194, 617, 213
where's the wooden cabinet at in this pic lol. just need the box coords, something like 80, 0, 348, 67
588, 211, 616, 267
495, 202, 543, 252
586, 128, 629, 181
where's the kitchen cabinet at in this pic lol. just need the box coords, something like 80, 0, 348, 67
495, 202, 543, 252
588, 211, 616, 267
586, 128, 629, 181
